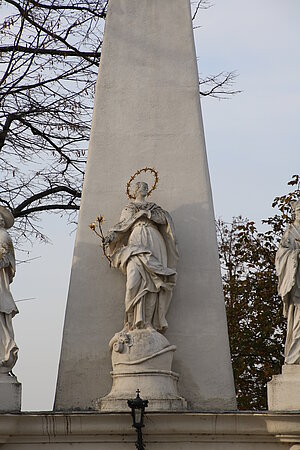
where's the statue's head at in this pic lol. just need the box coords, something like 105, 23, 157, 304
133, 182, 149, 198
0, 206, 14, 229
126, 168, 158, 200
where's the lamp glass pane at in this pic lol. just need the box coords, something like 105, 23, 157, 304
134, 409, 142, 425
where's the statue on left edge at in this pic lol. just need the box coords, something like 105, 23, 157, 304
0, 206, 18, 374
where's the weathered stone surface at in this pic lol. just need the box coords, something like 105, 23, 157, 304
98, 328, 186, 411
0, 374, 21, 412
55, 0, 236, 411
0, 412, 299, 449
268, 365, 300, 411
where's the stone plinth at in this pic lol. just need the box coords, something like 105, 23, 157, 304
0, 374, 21, 412
268, 365, 300, 411
97, 329, 186, 411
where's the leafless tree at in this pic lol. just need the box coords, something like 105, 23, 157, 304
0, 0, 238, 245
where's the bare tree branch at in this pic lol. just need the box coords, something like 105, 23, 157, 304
13, 186, 81, 215
0, 45, 101, 58
15, 204, 80, 217
26, 0, 107, 17
5, 0, 99, 65
191, 0, 211, 21
200, 71, 242, 99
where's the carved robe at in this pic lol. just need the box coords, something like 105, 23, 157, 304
0, 228, 18, 373
275, 222, 300, 364
107, 202, 178, 332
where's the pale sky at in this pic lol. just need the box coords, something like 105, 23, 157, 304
11, 0, 300, 410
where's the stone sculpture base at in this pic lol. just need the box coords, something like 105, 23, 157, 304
98, 370, 187, 411
0, 373, 21, 412
268, 365, 300, 411
97, 328, 187, 411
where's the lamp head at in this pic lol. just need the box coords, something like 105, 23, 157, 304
127, 389, 148, 428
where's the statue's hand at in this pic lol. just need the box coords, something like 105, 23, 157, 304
134, 210, 147, 220
103, 232, 115, 246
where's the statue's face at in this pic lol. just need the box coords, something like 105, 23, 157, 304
134, 182, 148, 197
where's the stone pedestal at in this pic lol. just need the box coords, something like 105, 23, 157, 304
97, 329, 187, 411
268, 365, 300, 411
0, 373, 21, 412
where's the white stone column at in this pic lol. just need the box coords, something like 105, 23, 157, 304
55, 0, 236, 411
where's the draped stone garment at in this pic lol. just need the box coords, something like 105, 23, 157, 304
107, 202, 178, 332
275, 223, 300, 364
0, 228, 18, 373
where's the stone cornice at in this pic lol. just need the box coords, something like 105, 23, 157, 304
0, 412, 300, 445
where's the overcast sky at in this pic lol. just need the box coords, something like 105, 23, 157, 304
11, 0, 300, 410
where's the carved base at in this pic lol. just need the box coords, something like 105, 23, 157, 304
268, 365, 300, 411
98, 397, 187, 412
97, 328, 187, 411
0, 373, 21, 412
97, 369, 187, 411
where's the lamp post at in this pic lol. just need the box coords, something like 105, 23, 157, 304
127, 389, 148, 450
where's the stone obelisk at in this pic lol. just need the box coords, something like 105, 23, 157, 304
55, 0, 236, 411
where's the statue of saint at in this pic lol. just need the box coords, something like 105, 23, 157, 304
104, 181, 178, 333
0, 206, 18, 374
275, 199, 300, 364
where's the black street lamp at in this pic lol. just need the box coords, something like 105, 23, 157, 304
127, 389, 149, 450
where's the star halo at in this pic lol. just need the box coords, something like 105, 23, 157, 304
126, 167, 159, 200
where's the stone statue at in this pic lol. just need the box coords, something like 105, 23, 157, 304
104, 181, 178, 333
275, 199, 300, 364
97, 176, 186, 411
0, 206, 18, 374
